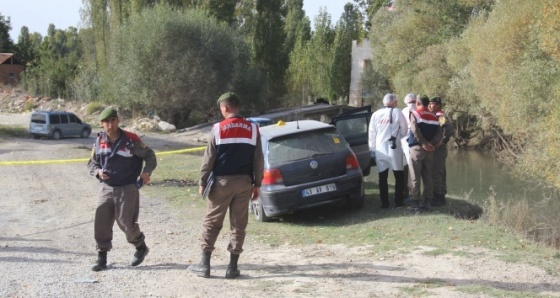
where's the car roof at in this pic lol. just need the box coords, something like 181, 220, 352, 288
259, 120, 334, 140
246, 117, 271, 122
32, 110, 72, 114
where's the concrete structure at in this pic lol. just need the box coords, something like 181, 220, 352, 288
349, 39, 372, 108
0, 53, 24, 86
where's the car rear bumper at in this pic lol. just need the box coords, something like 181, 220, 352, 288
259, 172, 363, 217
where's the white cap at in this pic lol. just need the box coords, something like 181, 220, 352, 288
404, 93, 416, 104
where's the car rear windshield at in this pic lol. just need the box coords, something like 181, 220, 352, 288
267, 128, 348, 166
31, 114, 47, 124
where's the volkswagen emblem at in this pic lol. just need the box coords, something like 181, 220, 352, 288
309, 160, 318, 169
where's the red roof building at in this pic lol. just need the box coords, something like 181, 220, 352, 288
0, 53, 24, 86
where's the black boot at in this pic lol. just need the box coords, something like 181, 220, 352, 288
407, 200, 420, 213
225, 253, 240, 279
422, 199, 433, 212
431, 194, 444, 206
130, 243, 149, 266
188, 251, 211, 278
91, 251, 107, 272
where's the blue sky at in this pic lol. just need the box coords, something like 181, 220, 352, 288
2, 0, 348, 41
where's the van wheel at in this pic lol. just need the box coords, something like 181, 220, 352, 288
31, 134, 40, 139
81, 128, 91, 138
51, 130, 62, 140
252, 198, 271, 222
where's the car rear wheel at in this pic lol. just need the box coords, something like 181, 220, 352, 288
81, 128, 91, 138
252, 198, 271, 222
51, 130, 62, 140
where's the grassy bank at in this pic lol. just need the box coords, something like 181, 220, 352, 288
144, 152, 560, 277
0, 125, 28, 138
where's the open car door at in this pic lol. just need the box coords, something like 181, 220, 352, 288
330, 105, 373, 176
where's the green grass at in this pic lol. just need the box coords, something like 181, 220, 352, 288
0, 124, 28, 138
146, 153, 560, 278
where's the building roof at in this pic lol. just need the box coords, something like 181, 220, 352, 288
0, 53, 22, 65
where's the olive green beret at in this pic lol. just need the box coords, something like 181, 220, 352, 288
217, 92, 240, 106
429, 96, 442, 104
99, 107, 118, 121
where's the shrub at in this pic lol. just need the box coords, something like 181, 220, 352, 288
100, 5, 264, 128
86, 101, 104, 115
23, 102, 35, 112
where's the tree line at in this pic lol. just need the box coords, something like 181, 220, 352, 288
1, 0, 378, 124
360, 0, 560, 189
1, 0, 560, 188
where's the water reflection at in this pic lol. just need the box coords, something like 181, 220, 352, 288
374, 149, 557, 204
446, 150, 555, 204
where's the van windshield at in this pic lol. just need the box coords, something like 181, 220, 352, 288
31, 114, 47, 124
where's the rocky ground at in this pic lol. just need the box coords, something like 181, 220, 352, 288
1, 110, 560, 297
1, 86, 559, 297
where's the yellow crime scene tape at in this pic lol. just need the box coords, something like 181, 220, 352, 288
0, 146, 206, 166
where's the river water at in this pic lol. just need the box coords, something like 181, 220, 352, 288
378, 149, 557, 205
445, 150, 554, 203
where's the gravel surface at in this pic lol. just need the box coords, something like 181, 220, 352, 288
1, 112, 559, 297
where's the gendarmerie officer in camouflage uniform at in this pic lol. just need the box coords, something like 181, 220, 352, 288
188, 92, 264, 279
407, 95, 443, 212
87, 107, 157, 271
428, 96, 454, 206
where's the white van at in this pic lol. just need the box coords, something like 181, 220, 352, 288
29, 111, 92, 140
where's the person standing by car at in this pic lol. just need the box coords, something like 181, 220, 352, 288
400, 93, 417, 200
407, 95, 442, 212
428, 96, 454, 206
188, 92, 264, 279
87, 107, 157, 271
368, 93, 408, 209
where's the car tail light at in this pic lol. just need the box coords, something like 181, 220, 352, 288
262, 168, 284, 185
346, 154, 360, 170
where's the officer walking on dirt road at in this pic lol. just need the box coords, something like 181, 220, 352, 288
87, 107, 157, 271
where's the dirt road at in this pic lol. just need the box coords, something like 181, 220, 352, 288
1, 113, 559, 297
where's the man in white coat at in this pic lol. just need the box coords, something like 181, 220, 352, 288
369, 93, 409, 209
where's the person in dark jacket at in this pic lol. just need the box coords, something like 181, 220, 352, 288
188, 92, 264, 279
87, 107, 157, 271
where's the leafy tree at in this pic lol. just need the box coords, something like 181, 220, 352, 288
367, 0, 490, 97
353, 0, 392, 33
15, 27, 40, 65
360, 62, 391, 106
23, 26, 82, 98
331, 3, 364, 102
286, 30, 313, 105
0, 13, 14, 53
198, 0, 238, 25
286, 9, 335, 104
252, 0, 287, 101
307, 9, 336, 99
101, 5, 264, 127
284, 0, 311, 54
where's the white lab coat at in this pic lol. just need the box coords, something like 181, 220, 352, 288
401, 106, 414, 164
368, 106, 409, 172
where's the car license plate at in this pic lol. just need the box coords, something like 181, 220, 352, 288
301, 183, 337, 197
